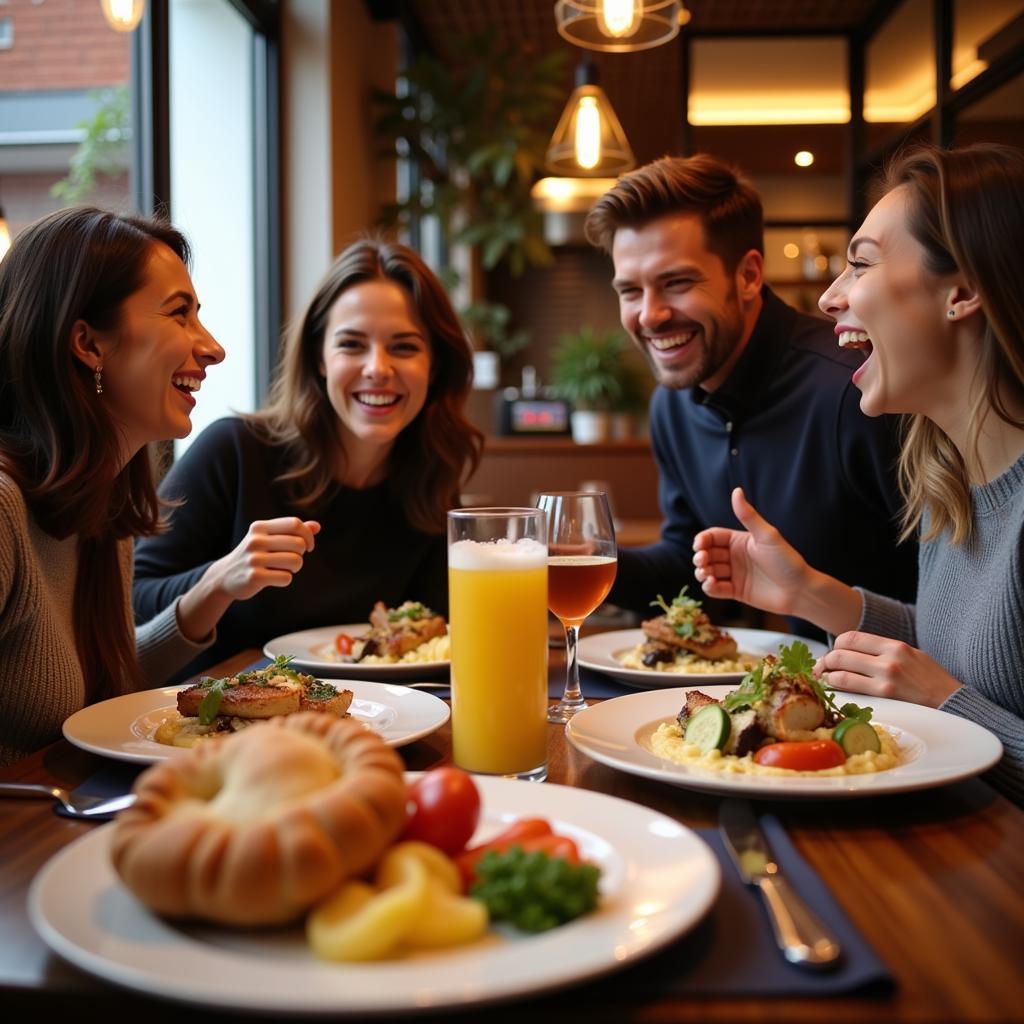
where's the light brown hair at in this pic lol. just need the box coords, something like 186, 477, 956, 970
245, 238, 483, 533
0, 205, 192, 699
886, 144, 1024, 545
584, 153, 764, 271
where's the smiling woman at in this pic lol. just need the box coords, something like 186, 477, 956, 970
133, 238, 484, 680
0, 206, 225, 765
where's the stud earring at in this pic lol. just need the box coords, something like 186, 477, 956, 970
94, 365, 103, 394
947, 309, 956, 319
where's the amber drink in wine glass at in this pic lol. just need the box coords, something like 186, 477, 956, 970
537, 492, 617, 723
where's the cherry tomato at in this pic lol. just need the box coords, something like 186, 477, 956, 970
334, 633, 354, 656
753, 739, 846, 771
401, 768, 481, 856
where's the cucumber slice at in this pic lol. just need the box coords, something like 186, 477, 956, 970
832, 717, 881, 755
684, 704, 731, 752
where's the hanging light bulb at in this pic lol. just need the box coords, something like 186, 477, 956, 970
101, 0, 145, 33
598, 0, 642, 39
555, 0, 684, 53
546, 63, 635, 177
0, 206, 11, 262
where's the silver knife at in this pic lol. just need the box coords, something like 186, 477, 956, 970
719, 800, 842, 969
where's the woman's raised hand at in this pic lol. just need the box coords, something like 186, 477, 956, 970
692, 487, 810, 615
177, 518, 321, 643
214, 517, 321, 600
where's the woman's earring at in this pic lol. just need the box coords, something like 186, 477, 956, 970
947, 309, 956, 319
94, 365, 103, 394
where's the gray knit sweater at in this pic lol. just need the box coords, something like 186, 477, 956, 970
0, 473, 213, 765
858, 451, 1024, 804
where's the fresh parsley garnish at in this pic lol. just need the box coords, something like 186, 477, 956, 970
305, 679, 340, 702
199, 677, 229, 725
650, 586, 702, 636
387, 602, 432, 622
722, 640, 872, 723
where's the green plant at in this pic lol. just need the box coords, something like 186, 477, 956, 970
51, 85, 130, 203
373, 32, 566, 277
550, 327, 633, 412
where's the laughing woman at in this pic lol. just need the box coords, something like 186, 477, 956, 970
691, 144, 1024, 803
132, 238, 483, 679
0, 207, 225, 764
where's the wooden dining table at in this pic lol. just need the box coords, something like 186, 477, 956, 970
2, 644, 1024, 1023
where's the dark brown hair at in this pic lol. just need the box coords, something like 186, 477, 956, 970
584, 153, 764, 271
0, 205, 191, 699
245, 238, 483, 533
884, 144, 1024, 545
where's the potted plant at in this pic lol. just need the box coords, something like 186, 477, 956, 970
550, 327, 633, 443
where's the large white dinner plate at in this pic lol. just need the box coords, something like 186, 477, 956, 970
264, 623, 449, 679
578, 627, 828, 688
62, 680, 450, 764
566, 684, 1003, 799
29, 777, 719, 1015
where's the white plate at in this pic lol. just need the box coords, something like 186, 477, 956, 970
566, 684, 1003, 799
265, 623, 449, 679
29, 777, 719, 1015
578, 627, 828, 688
62, 680, 450, 764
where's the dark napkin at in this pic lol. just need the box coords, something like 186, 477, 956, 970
573, 816, 893, 998
55, 761, 145, 819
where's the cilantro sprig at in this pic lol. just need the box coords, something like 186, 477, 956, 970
723, 641, 873, 723
649, 586, 702, 638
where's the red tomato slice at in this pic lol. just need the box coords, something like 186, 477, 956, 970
334, 633, 354, 656
753, 739, 846, 771
400, 767, 481, 856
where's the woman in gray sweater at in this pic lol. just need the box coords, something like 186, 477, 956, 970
0, 207, 224, 764
692, 143, 1024, 803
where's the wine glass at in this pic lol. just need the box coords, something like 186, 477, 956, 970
536, 492, 617, 723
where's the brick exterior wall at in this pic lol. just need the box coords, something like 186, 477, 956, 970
0, 0, 130, 92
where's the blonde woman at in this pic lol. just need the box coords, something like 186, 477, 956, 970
692, 144, 1024, 802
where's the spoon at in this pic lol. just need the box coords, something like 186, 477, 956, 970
0, 783, 136, 819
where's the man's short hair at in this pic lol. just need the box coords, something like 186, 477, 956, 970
584, 154, 764, 273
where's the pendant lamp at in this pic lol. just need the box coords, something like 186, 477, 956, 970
101, 0, 145, 33
546, 63, 635, 177
554, 0, 686, 54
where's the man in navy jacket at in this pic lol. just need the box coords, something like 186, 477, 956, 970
585, 154, 916, 635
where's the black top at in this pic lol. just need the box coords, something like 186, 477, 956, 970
611, 287, 918, 636
133, 417, 447, 680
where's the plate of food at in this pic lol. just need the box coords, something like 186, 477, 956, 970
264, 601, 450, 679
567, 641, 1003, 798
62, 660, 450, 763
29, 759, 719, 1015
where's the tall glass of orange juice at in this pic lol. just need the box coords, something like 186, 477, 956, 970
447, 508, 548, 782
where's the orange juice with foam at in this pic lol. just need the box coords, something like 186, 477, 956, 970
448, 538, 548, 775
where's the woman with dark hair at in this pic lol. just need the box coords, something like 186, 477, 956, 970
692, 143, 1024, 803
0, 205, 225, 764
133, 237, 484, 677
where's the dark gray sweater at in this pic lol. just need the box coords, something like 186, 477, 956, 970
858, 450, 1024, 804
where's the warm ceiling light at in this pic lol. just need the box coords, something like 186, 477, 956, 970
783, 243, 800, 259
532, 177, 620, 211
546, 65, 635, 177
101, 0, 145, 32
794, 150, 815, 168
554, 0, 685, 53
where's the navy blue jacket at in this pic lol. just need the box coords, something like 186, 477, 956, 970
611, 287, 918, 635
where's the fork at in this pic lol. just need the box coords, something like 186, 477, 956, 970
0, 782, 136, 819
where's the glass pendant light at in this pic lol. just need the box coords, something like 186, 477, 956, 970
554, 0, 685, 53
546, 63, 635, 177
101, 0, 145, 33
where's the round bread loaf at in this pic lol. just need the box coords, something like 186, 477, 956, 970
110, 712, 408, 926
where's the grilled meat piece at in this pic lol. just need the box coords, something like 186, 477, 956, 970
676, 689, 721, 729
640, 641, 676, 667
355, 601, 447, 661
641, 612, 738, 661
756, 673, 826, 739
723, 708, 765, 756
177, 679, 300, 719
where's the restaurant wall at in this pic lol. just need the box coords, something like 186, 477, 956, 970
281, 0, 396, 321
